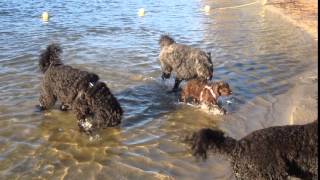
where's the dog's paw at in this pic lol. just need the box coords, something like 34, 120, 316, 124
78, 118, 95, 135
60, 104, 69, 111
161, 73, 170, 80
35, 105, 45, 112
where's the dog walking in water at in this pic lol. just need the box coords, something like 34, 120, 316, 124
180, 79, 232, 108
38, 44, 123, 134
159, 35, 213, 92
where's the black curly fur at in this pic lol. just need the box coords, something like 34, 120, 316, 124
159, 35, 175, 48
191, 121, 318, 179
39, 43, 63, 73
159, 35, 213, 91
38, 43, 123, 134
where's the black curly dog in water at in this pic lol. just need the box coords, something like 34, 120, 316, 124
38, 44, 123, 134
191, 120, 318, 179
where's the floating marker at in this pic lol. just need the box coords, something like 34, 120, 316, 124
204, 5, 211, 13
138, 8, 145, 17
42, 11, 49, 21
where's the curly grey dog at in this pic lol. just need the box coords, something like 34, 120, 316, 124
38, 44, 123, 134
191, 121, 318, 179
159, 35, 213, 92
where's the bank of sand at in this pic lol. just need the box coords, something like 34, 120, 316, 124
212, 0, 318, 138
219, 62, 318, 139
264, 0, 318, 40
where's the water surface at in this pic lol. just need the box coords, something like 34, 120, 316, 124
0, 0, 317, 179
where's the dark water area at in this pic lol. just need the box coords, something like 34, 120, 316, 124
0, 0, 317, 179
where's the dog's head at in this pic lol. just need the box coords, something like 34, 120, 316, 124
216, 81, 232, 96
190, 128, 229, 159
159, 35, 175, 48
74, 82, 123, 134
86, 82, 123, 128
39, 43, 63, 73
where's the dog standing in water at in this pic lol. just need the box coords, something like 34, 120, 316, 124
159, 35, 213, 92
38, 44, 123, 134
180, 79, 232, 114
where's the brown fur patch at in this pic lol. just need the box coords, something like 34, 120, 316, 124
180, 79, 232, 106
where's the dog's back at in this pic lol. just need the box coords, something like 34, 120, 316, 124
192, 121, 318, 179
180, 79, 206, 103
181, 80, 231, 105
39, 43, 99, 105
43, 64, 99, 104
159, 35, 213, 80
232, 120, 318, 179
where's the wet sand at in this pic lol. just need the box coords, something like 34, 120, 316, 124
264, 0, 318, 39
220, 61, 318, 139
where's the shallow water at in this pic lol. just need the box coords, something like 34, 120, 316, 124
0, 0, 318, 179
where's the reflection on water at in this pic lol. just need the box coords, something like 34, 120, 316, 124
0, 0, 317, 179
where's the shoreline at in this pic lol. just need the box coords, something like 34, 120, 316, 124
263, 0, 318, 40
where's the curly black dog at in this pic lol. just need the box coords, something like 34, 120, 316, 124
159, 35, 213, 92
38, 43, 123, 134
191, 121, 318, 179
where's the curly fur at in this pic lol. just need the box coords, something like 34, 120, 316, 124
180, 79, 232, 106
38, 44, 123, 134
191, 121, 318, 179
159, 35, 213, 91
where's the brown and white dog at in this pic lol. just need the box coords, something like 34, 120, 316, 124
180, 79, 232, 111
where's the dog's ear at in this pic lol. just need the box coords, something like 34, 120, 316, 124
217, 81, 225, 87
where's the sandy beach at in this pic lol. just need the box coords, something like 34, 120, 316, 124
264, 0, 318, 39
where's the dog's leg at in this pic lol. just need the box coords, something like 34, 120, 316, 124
38, 88, 56, 111
161, 72, 171, 80
160, 61, 172, 80
172, 79, 182, 92
60, 103, 70, 111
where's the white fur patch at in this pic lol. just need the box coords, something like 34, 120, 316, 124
200, 104, 225, 115
182, 102, 225, 115
81, 118, 93, 131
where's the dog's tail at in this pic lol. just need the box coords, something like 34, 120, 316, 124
159, 35, 175, 48
39, 43, 63, 73
190, 128, 236, 159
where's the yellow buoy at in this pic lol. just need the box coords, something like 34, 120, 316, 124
204, 5, 211, 13
42, 11, 49, 21
138, 8, 145, 17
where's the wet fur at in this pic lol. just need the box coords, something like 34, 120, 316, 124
159, 35, 213, 91
191, 121, 318, 179
38, 44, 123, 133
180, 79, 232, 106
